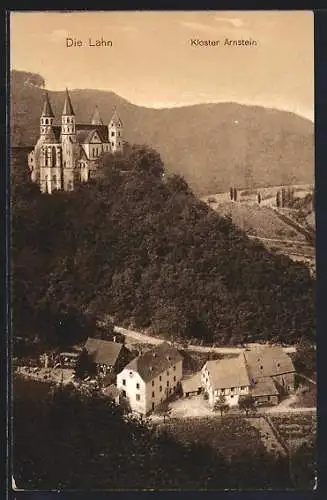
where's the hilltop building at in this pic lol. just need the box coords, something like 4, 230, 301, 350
28, 89, 123, 193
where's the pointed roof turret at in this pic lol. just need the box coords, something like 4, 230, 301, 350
110, 107, 122, 126
91, 106, 103, 125
62, 88, 75, 116
41, 92, 55, 117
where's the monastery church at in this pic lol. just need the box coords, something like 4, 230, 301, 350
28, 89, 123, 194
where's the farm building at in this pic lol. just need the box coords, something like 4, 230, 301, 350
201, 346, 295, 409
84, 337, 131, 376
181, 372, 202, 397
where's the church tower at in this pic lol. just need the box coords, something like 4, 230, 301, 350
61, 88, 77, 190
40, 92, 55, 137
108, 108, 123, 153
91, 106, 103, 125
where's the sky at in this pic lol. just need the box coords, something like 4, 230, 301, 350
10, 11, 314, 121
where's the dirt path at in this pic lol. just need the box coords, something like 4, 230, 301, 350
114, 325, 296, 354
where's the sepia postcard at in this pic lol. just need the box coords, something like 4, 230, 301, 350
9, 10, 316, 491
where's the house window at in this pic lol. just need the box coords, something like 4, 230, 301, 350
167, 381, 169, 387
260, 365, 263, 370
173, 366, 176, 371
167, 370, 169, 376
122, 379, 126, 386
241, 386, 245, 390
159, 376, 162, 381
136, 394, 140, 401
152, 380, 154, 386
231, 387, 235, 392
111, 142, 114, 147
159, 386, 162, 392
136, 383, 140, 389
122, 390, 126, 397
152, 391, 155, 398
173, 376, 176, 382
277, 363, 280, 368
111, 131, 115, 137
231, 395, 234, 398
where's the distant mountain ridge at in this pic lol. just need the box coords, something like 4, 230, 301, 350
11, 70, 314, 195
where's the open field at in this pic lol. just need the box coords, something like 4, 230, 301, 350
156, 415, 264, 458
208, 202, 307, 241
269, 413, 316, 450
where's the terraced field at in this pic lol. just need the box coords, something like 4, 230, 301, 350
270, 413, 317, 452
211, 202, 306, 241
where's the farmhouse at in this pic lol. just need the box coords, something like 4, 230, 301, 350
201, 355, 251, 407
116, 342, 183, 415
243, 346, 295, 394
201, 346, 295, 409
84, 337, 131, 376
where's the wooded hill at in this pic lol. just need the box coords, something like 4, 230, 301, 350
11, 70, 314, 194
12, 145, 315, 348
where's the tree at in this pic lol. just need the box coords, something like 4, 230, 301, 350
213, 394, 229, 416
276, 190, 281, 208
74, 348, 97, 379
129, 145, 165, 178
293, 341, 316, 378
238, 395, 256, 416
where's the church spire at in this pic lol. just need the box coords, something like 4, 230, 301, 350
41, 92, 55, 117
62, 88, 75, 116
91, 105, 103, 125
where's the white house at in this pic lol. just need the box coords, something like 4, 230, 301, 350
116, 342, 183, 414
201, 354, 251, 408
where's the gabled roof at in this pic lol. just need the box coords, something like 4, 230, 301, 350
122, 342, 183, 383
41, 92, 55, 118
109, 108, 122, 127
181, 372, 202, 393
251, 378, 279, 397
76, 124, 109, 143
244, 346, 295, 380
42, 126, 61, 144
84, 337, 124, 366
62, 88, 75, 116
204, 354, 251, 390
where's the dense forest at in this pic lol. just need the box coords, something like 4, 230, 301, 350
14, 380, 315, 490
11, 145, 315, 350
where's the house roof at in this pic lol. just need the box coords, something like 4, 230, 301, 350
244, 346, 295, 380
76, 124, 109, 143
204, 354, 251, 390
103, 384, 121, 399
122, 342, 183, 383
84, 337, 124, 365
251, 377, 279, 397
181, 372, 202, 394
